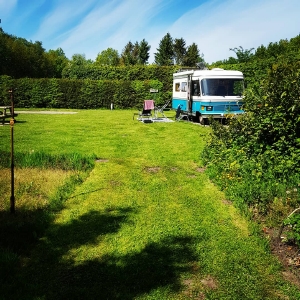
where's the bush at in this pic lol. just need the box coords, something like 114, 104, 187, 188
202, 61, 300, 223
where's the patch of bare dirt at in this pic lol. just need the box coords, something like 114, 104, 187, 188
265, 227, 300, 288
145, 167, 161, 173
182, 275, 218, 299
196, 167, 206, 173
200, 276, 218, 290
222, 199, 233, 205
96, 159, 109, 163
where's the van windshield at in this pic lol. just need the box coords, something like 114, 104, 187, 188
201, 78, 244, 96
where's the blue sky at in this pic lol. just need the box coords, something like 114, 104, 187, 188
1, 0, 300, 63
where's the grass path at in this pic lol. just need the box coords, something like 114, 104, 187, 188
1, 110, 299, 299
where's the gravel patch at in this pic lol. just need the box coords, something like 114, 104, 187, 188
15, 111, 78, 115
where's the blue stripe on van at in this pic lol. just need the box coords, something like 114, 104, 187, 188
172, 98, 244, 115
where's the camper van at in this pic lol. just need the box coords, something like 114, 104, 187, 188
172, 68, 244, 122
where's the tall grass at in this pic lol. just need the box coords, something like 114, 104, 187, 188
0, 150, 96, 170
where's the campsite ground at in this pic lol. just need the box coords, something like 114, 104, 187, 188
0, 109, 300, 299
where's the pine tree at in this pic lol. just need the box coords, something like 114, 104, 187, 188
154, 33, 174, 66
173, 38, 186, 65
138, 39, 150, 65
120, 41, 140, 65
184, 43, 203, 67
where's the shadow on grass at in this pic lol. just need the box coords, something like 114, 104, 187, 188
1, 207, 198, 300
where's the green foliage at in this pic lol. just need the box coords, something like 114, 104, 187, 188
154, 33, 205, 67
138, 39, 151, 65
154, 32, 174, 66
284, 212, 300, 247
184, 42, 204, 67
173, 38, 186, 65
1, 64, 177, 109
1, 77, 167, 109
0, 75, 12, 105
44, 48, 68, 78
203, 61, 300, 219
0, 28, 66, 78
229, 46, 254, 63
120, 41, 139, 66
119, 39, 151, 66
95, 48, 120, 66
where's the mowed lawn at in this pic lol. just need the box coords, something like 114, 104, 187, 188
0, 109, 299, 300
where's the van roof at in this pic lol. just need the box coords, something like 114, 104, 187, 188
173, 69, 243, 78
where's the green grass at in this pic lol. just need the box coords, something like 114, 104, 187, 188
0, 109, 299, 299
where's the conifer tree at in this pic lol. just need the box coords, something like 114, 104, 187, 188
120, 41, 140, 65
154, 33, 174, 66
173, 38, 186, 65
184, 43, 203, 67
138, 39, 151, 64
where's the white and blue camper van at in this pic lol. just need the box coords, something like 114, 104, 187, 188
172, 68, 244, 122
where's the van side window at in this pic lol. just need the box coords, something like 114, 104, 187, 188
181, 82, 187, 92
192, 80, 200, 95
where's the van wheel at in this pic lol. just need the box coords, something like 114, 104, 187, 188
199, 116, 204, 125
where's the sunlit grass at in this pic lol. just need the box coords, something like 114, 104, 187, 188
0, 168, 72, 211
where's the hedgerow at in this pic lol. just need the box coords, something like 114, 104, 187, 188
0, 65, 177, 109
0, 77, 167, 109
202, 61, 300, 228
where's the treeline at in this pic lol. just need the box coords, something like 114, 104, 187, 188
0, 28, 204, 79
211, 34, 300, 88
213, 35, 300, 65
0, 28, 67, 78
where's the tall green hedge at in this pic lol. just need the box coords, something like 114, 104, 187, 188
0, 77, 169, 109
0, 65, 178, 109
0, 76, 166, 109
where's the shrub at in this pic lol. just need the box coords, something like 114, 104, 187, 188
202, 61, 300, 223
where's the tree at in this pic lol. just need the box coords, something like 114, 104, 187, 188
229, 46, 254, 63
71, 54, 91, 65
173, 38, 186, 65
120, 41, 139, 65
254, 45, 267, 59
95, 48, 120, 66
61, 54, 91, 79
138, 39, 150, 65
183, 43, 203, 67
154, 33, 174, 66
132, 41, 140, 64
46, 48, 68, 78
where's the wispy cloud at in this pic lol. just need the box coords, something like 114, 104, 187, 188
32, 0, 98, 42
57, 0, 169, 59
2, 0, 299, 63
166, 0, 300, 63
0, 0, 18, 19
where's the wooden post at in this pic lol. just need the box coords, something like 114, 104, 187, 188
8, 89, 15, 214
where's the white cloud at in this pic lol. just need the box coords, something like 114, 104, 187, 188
57, 0, 169, 59
6, 0, 299, 63
166, 0, 300, 63
0, 0, 18, 19
32, 0, 99, 43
